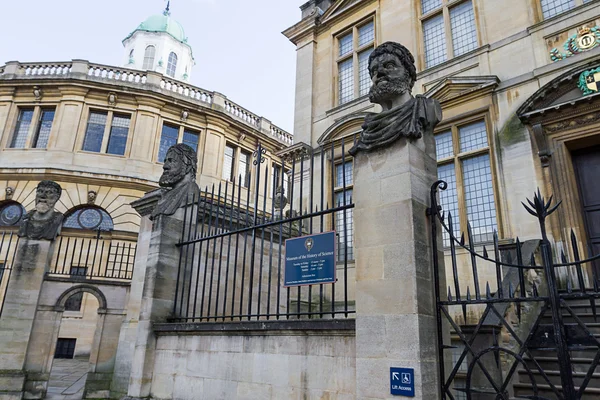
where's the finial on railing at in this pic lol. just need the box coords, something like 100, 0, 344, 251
522, 188, 561, 241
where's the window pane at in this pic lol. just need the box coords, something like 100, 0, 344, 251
462, 154, 497, 243
182, 130, 199, 153
422, 0, 442, 14
335, 189, 354, 261
459, 121, 488, 153
143, 45, 155, 70
82, 112, 107, 153
223, 145, 235, 181
339, 58, 354, 104
10, 109, 34, 148
438, 163, 460, 246
239, 150, 251, 188
541, 0, 575, 18
158, 124, 179, 162
423, 14, 447, 68
33, 109, 55, 149
339, 32, 353, 57
435, 130, 454, 160
358, 22, 375, 47
167, 52, 178, 77
358, 48, 373, 97
65, 292, 83, 312
336, 161, 353, 187
450, 1, 478, 57
106, 114, 130, 155
272, 165, 289, 196
63, 207, 114, 231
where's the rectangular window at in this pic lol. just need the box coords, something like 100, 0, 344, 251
70, 266, 88, 277
32, 109, 55, 149
239, 150, 251, 188
10, 109, 34, 148
82, 112, 107, 153
54, 338, 77, 359
334, 161, 354, 261
434, 120, 498, 246
182, 129, 200, 153
336, 18, 375, 105
272, 164, 289, 196
158, 123, 179, 162
64, 292, 83, 312
106, 114, 130, 155
422, 0, 478, 68
223, 144, 235, 182
541, 0, 575, 18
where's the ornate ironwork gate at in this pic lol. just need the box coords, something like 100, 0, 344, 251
430, 180, 600, 400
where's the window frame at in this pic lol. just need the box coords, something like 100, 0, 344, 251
7, 105, 57, 150
221, 142, 255, 189
333, 157, 355, 262
419, 0, 481, 69
536, 0, 589, 20
167, 52, 178, 77
434, 113, 502, 245
334, 16, 376, 106
143, 45, 156, 70
156, 120, 201, 163
80, 108, 133, 157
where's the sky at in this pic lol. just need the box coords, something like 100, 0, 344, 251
0, 0, 302, 132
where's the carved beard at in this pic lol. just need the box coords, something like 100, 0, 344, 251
35, 201, 53, 214
368, 77, 411, 105
159, 170, 186, 188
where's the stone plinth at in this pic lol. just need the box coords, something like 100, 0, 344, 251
0, 239, 54, 399
353, 134, 444, 399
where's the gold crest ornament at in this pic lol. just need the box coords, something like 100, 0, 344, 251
304, 237, 314, 252
551, 26, 600, 62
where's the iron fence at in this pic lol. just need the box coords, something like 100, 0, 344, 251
49, 232, 136, 280
430, 180, 600, 400
173, 140, 356, 322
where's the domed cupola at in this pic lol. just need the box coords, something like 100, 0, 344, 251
122, 2, 194, 82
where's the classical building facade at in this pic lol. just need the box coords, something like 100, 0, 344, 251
284, 0, 600, 397
0, 6, 292, 396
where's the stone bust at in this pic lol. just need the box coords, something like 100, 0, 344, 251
349, 41, 442, 156
18, 180, 64, 240
151, 143, 200, 219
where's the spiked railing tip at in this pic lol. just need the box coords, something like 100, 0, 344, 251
486, 282, 492, 299
533, 282, 539, 297
448, 287, 453, 302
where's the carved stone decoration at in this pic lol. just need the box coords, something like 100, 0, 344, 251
550, 26, 600, 62
349, 42, 442, 156
18, 180, 64, 240
87, 190, 97, 204
5, 187, 13, 200
151, 143, 200, 219
107, 92, 117, 106
32, 86, 43, 101
181, 109, 189, 122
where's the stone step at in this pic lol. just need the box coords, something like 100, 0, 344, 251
513, 382, 600, 399
518, 369, 600, 387
524, 356, 600, 374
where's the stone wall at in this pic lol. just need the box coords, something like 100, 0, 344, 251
148, 329, 356, 400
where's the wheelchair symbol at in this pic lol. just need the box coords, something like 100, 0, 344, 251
401, 373, 411, 384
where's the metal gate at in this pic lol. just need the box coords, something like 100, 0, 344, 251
429, 180, 600, 400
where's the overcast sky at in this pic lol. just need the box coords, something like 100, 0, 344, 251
0, 0, 301, 132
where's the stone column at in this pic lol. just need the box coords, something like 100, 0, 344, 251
125, 202, 194, 399
0, 239, 55, 400
353, 133, 444, 399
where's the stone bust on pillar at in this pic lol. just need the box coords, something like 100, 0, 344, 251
18, 180, 64, 240
151, 143, 200, 219
349, 41, 442, 155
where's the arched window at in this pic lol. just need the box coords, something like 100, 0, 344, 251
63, 206, 114, 231
167, 52, 178, 77
143, 46, 156, 70
128, 49, 135, 63
0, 201, 26, 227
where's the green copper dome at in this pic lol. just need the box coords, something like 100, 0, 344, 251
124, 12, 188, 44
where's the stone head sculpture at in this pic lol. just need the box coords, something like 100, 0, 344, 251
349, 41, 442, 156
152, 143, 200, 219
18, 180, 64, 240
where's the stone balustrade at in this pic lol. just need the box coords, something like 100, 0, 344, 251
0, 60, 293, 146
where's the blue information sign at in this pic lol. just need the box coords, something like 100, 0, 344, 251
284, 231, 336, 287
390, 367, 415, 397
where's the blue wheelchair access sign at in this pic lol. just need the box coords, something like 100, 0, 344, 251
284, 231, 336, 287
390, 367, 415, 397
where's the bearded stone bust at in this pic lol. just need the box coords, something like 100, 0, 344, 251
18, 180, 64, 240
349, 42, 442, 155
151, 143, 200, 219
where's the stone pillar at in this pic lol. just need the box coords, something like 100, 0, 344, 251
0, 239, 54, 400
353, 133, 444, 399
125, 203, 193, 399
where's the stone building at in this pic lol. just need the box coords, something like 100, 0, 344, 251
0, 5, 291, 399
284, 0, 600, 398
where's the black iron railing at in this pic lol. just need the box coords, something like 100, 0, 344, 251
173, 140, 356, 322
430, 181, 600, 400
49, 233, 136, 280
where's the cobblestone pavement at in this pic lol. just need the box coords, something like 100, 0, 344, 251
46, 358, 89, 400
